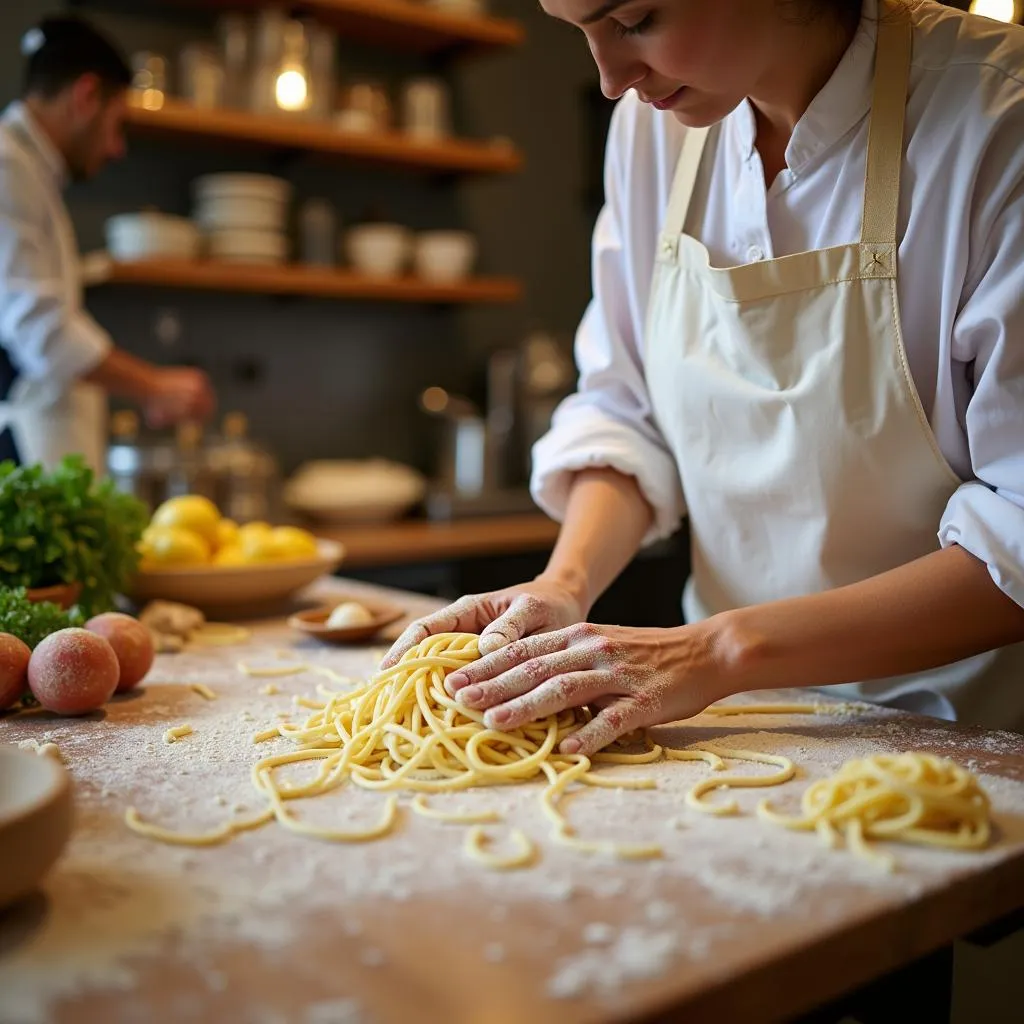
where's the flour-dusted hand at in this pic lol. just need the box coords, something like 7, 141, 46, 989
443, 622, 727, 757
380, 578, 587, 669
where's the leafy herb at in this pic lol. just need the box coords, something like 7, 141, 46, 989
0, 457, 148, 616
0, 586, 83, 650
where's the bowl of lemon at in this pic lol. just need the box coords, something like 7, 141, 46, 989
130, 496, 344, 614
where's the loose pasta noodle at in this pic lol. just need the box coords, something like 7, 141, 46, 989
465, 826, 536, 869
163, 724, 193, 744
238, 662, 309, 679
683, 746, 796, 816
191, 624, 251, 646
189, 683, 216, 701
411, 795, 500, 824
757, 752, 991, 870
126, 806, 273, 846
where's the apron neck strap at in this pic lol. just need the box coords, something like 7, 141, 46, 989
661, 126, 710, 244
861, 3, 913, 246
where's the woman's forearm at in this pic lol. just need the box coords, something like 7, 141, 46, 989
538, 468, 653, 615
713, 544, 1024, 694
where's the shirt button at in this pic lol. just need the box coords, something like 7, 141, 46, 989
747, 245, 765, 262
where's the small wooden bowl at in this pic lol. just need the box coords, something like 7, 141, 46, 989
288, 597, 405, 645
26, 583, 82, 610
0, 746, 73, 909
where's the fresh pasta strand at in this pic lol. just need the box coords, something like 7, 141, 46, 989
191, 624, 251, 646
682, 746, 796, 816
757, 752, 991, 870
163, 724, 193, 744
411, 795, 500, 824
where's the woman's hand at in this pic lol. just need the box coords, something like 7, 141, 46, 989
380, 576, 589, 669
443, 622, 725, 757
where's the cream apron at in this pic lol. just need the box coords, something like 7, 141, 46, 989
643, 6, 1024, 731
0, 113, 107, 474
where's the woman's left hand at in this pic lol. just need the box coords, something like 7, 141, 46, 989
444, 622, 727, 757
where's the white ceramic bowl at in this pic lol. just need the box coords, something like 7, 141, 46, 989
193, 173, 292, 205
106, 213, 201, 261
345, 224, 413, 278
0, 746, 73, 910
414, 231, 478, 283
207, 229, 289, 265
130, 539, 344, 615
284, 460, 426, 523
194, 195, 288, 232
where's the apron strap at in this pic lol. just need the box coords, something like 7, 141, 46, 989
861, 3, 913, 246
661, 126, 710, 245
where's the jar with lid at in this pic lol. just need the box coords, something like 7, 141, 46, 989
130, 52, 167, 111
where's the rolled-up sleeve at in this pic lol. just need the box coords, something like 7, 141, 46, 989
939, 166, 1024, 610
530, 97, 684, 543
0, 153, 111, 392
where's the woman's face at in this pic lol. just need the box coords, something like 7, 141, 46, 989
540, 0, 787, 126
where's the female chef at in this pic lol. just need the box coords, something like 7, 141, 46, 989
385, 0, 1024, 751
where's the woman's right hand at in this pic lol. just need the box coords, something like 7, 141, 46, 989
380, 576, 588, 669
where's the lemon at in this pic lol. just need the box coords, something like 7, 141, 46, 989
239, 530, 283, 565
213, 544, 246, 567
152, 495, 221, 547
237, 521, 272, 543
216, 519, 240, 550
140, 526, 210, 568
271, 526, 319, 560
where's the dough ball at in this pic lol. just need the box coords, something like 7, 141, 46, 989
28, 628, 119, 715
326, 602, 375, 629
85, 612, 156, 692
0, 632, 31, 710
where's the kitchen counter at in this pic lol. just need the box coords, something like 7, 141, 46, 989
311, 512, 561, 569
2, 576, 1023, 1024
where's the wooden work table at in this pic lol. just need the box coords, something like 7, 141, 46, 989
1, 577, 1023, 1024
311, 512, 561, 569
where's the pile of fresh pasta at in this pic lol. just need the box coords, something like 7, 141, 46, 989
126, 632, 993, 871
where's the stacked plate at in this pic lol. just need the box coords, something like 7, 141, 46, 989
193, 174, 292, 266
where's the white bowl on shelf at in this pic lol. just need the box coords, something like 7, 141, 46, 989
284, 459, 426, 524
414, 231, 477, 283
105, 213, 201, 261
208, 229, 289, 265
194, 195, 288, 232
193, 173, 292, 205
344, 224, 413, 278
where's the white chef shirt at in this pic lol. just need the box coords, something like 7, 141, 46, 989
0, 101, 111, 396
531, 0, 1024, 611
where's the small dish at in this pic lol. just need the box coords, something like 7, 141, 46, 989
0, 746, 73, 910
289, 597, 405, 645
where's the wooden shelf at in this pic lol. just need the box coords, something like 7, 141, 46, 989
91, 259, 522, 304
312, 513, 559, 568
171, 0, 524, 53
124, 100, 521, 174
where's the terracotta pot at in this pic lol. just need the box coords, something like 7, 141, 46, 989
25, 583, 82, 610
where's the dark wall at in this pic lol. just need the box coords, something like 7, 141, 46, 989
0, 1, 602, 476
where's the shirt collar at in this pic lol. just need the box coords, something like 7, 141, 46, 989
727, 0, 879, 174
2, 100, 69, 189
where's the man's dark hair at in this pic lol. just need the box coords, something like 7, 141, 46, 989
22, 16, 132, 100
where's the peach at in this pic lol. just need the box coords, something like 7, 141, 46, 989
28, 628, 119, 715
0, 633, 31, 710
85, 612, 155, 692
